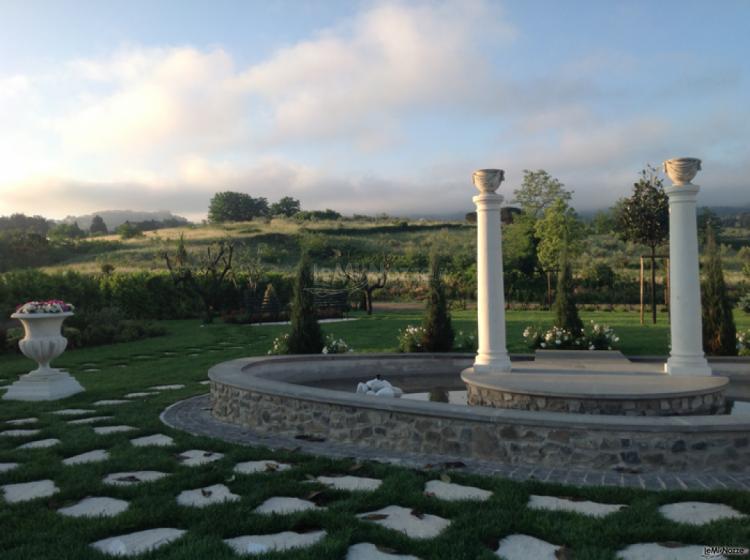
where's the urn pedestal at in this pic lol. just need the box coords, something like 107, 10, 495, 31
4, 312, 85, 401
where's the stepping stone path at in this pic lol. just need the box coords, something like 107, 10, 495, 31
495, 534, 561, 560
103, 471, 168, 486
346, 543, 421, 560
0, 462, 19, 473
18, 438, 60, 449
125, 392, 158, 398
658, 502, 745, 525
315, 475, 382, 492
68, 416, 113, 425
1, 429, 41, 437
424, 479, 492, 501
63, 449, 110, 465
131, 434, 174, 447
6, 417, 38, 425
528, 495, 626, 518
150, 384, 185, 390
234, 460, 292, 474
2, 479, 58, 503
94, 425, 136, 435
358, 505, 450, 539
93, 400, 129, 406
52, 409, 95, 416
254, 497, 320, 515
224, 531, 327, 555
83, 368, 101, 373
177, 449, 224, 467
616, 543, 719, 560
176, 484, 240, 508
58, 497, 129, 518
90, 528, 185, 557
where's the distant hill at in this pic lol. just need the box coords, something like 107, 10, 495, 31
61, 210, 190, 231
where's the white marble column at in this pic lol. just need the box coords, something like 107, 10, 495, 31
663, 157, 712, 376
472, 169, 512, 373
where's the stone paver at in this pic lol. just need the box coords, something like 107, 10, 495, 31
2, 479, 58, 503
17, 438, 60, 449
495, 534, 561, 560
224, 530, 326, 555
424, 479, 491, 501
90, 528, 185, 556
151, 384, 184, 390
130, 434, 174, 447
58, 497, 129, 518
52, 409, 95, 416
68, 416, 113, 425
315, 475, 382, 492
125, 392, 158, 398
63, 449, 110, 465
93, 400, 129, 406
177, 449, 224, 466
94, 425, 136, 435
528, 495, 626, 518
6, 417, 38, 425
658, 502, 745, 525
346, 543, 420, 559
234, 460, 292, 474
0, 462, 19, 473
103, 471, 168, 486
177, 484, 240, 508
358, 505, 450, 540
1, 429, 41, 437
254, 497, 320, 515
162, 395, 750, 491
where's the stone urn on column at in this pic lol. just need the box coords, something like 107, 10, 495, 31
468, 169, 512, 374
4, 300, 85, 401
663, 158, 712, 376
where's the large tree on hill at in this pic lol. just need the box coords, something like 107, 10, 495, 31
701, 225, 737, 355
270, 196, 302, 217
287, 254, 325, 354
208, 192, 269, 222
615, 166, 669, 324
513, 169, 573, 220
89, 215, 108, 235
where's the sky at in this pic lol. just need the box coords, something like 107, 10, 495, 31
0, 0, 748, 221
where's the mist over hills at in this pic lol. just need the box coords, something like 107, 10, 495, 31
61, 210, 190, 230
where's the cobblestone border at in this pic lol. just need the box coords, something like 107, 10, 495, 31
162, 394, 750, 491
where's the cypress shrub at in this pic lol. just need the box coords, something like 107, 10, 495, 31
702, 226, 737, 355
554, 250, 583, 338
421, 254, 454, 352
286, 254, 324, 354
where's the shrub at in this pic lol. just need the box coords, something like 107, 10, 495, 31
554, 252, 583, 338
701, 226, 737, 355
322, 334, 352, 354
523, 322, 619, 351
398, 325, 425, 352
421, 255, 454, 352
286, 254, 324, 354
739, 293, 750, 314
453, 330, 477, 352
267, 333, 290, 355
737, 330, 750, 356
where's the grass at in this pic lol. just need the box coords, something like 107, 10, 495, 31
1, 310, 749, 559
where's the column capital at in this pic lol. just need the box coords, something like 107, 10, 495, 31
665, 183, 700, 199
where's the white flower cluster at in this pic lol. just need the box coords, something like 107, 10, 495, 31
398, 324, 425, 352
322, 334, 352, 354
15, 300, 75, 314
737, 330, 750, 356
587, 321, 619, 351
523, 321, 621, 351
267, 333, 290, 355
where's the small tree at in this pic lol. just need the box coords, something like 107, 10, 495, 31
287, 254, 324, 354
702, 226, 737, 355
337, 252, 392, 315
270, 196, 302, 217
616, 166, 669, 324
554, 248, 583, 338
513, 169, 573, 220
421, 254, 454, 352
89, 215, 108, 235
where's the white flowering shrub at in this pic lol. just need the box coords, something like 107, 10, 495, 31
398, 325, 425, 352
322, 334, 352, 354
737, 330, 750, 356
267, 333, 290, 355
523, 321, 620, 351
453, 330, 478, 352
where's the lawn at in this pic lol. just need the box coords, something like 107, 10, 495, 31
0, 311, 749, 559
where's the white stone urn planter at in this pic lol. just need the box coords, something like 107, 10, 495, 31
4, 311, 84, 401
663, 157, 701, 185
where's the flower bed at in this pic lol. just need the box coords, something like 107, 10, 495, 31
523, 321, 620, 351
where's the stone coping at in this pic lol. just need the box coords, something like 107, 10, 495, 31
208, 354, 750, 433
460, 369, 729, 399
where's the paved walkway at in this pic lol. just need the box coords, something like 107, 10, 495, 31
162, 395, 750, 491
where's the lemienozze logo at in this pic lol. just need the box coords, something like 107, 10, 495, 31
703, 545, 750, 558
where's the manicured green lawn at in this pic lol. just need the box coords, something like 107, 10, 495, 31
0, 312, 748, 559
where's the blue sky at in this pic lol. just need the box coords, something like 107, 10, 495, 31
1, 0, 748, 219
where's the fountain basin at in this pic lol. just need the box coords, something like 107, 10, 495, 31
207, 354, 749, 474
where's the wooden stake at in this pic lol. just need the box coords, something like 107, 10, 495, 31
639, 256, 645, 325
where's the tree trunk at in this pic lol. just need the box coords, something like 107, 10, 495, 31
365, 289, 374, 315
639, 257, 644, 325
650, 246, 657, 324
